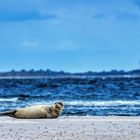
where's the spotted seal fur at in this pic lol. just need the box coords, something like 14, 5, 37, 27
0, 102, 64, 119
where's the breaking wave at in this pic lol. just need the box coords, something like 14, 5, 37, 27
64, 100, 140, 106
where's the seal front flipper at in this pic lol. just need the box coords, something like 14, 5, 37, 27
0, 110, 17, 117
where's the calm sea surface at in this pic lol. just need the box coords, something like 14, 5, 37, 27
0, 77, 140, 116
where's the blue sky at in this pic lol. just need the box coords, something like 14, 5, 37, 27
0, 0, 140, 72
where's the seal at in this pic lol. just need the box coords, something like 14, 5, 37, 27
0, 102, 64, 119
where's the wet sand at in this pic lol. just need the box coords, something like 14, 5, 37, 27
0, 116, 140, 140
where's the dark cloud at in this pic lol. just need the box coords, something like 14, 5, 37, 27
93, 12, 140, 21
115, 12, 140, 20
0, 11, 57, 22
134, 0, 140, 9
92, 0, 140, 20
0, 0, 57, 22
93, 14, 108, 19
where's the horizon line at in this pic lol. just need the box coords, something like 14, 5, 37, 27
0, 68, 140, 73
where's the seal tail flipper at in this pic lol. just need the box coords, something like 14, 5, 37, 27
0, 110, 17, 117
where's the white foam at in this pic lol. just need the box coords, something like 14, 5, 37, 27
64, 100, 140, 106
0, 97, 18, 102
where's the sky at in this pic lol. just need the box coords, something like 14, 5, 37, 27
0, 0, 140, 72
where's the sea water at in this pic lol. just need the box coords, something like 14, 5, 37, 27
0, 77, 140, 116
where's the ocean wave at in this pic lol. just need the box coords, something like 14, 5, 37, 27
29, 100, 140, 107
64, 100, 140, 106
0, 97, 18, 102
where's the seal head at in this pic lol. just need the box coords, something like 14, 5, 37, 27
54, 102, 64, 112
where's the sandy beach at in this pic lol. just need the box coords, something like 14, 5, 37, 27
0, 116, 139, 140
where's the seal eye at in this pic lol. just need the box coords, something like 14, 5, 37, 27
58, 102, 63, 106
55, 102, 63, 106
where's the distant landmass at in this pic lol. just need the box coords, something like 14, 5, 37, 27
0, 69, 140, 77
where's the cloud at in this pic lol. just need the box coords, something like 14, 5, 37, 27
55, 40, 81, 51
1, 0, 139, 23
0, 0, 58, 22
90, 0, 140, 21
134, 0, 140, 9
115, 12, 140, 20
0, 11, 57, 22
22, 41, 39, 48
93, 14, 108, 19
92, 11, 140, 21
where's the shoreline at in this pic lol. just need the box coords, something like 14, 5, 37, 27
0, 116, 140, 140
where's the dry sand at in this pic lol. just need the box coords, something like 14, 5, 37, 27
0, 116, 140, 140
